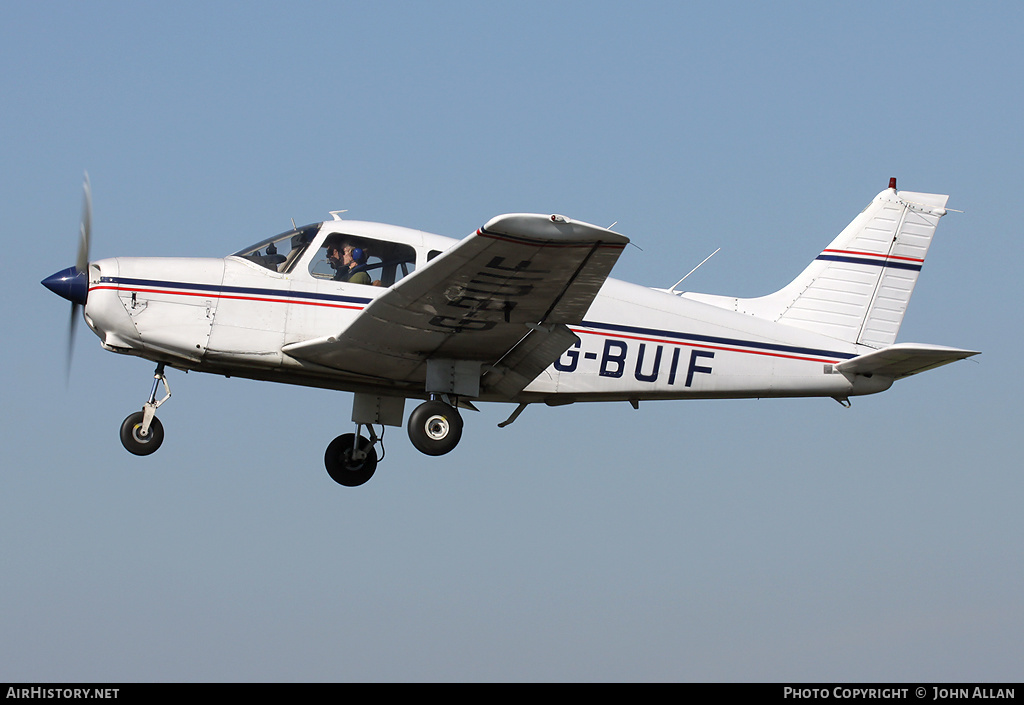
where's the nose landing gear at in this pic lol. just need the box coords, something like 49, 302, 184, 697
119, 363, 170, 456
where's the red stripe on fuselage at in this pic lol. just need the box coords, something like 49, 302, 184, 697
88, 285, 366, 311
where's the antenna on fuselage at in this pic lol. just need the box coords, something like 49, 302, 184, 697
668, 247, 720, 294
329, 210, 347, 221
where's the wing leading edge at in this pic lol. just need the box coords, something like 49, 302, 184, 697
283, 214, 628, 398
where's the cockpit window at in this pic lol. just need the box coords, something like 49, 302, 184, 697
308, 234, 417, 287
232, 223, 320, 273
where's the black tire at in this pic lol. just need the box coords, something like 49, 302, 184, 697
119, 411, 164, 456
324, 433, 378, 487
407, 401, 463, 456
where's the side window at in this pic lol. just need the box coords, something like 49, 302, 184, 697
308, 235, 417, 287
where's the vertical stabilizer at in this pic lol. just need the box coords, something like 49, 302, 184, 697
683, 182, 949, 348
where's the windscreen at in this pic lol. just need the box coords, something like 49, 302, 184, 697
231, 223, 322, 273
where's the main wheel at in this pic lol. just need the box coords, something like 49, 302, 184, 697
324, 433, 378, 487
119, 411, 164, 456
407, 401, 463, 456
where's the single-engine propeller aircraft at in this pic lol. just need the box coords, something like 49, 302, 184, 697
43, 176, 978, 486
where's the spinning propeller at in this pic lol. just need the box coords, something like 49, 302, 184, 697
41, 173, 92, 376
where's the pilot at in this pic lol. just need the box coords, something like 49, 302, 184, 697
327, 242, 372, 285
326, 244, 345, 278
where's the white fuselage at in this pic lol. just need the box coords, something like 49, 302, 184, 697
82, 219, 888, 407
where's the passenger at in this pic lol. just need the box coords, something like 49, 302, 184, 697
327, 242, 372, 285
345, 245, 372, 285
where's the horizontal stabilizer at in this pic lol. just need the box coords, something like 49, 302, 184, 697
835, 343, 979, 379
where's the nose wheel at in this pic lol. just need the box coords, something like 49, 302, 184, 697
120, 363, 170, 456
120, 411, 165, 455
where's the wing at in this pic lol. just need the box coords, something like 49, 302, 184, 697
283, 214, 628, 398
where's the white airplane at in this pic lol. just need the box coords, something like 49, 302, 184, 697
43, 176, 978, 486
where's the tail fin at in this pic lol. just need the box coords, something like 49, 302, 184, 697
684, 181, 950, 348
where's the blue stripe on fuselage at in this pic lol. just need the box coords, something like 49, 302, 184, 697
99, 276, 374, 306
578, 320, 857, 361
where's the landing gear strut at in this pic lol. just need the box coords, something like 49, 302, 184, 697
120, 363, 170, 456
407, 399, 463, 456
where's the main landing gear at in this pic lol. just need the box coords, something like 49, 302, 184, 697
120, 363, 170, 456
322, 395, 465, 487
324, 426, 381, 487
407, 399, 463, 456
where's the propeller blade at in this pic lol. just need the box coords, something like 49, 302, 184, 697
67, 302, 80, 381
76, 172, 91, 274
68, 172, 91, 383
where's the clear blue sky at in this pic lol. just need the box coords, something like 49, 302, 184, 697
2, 1, 1020, 682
